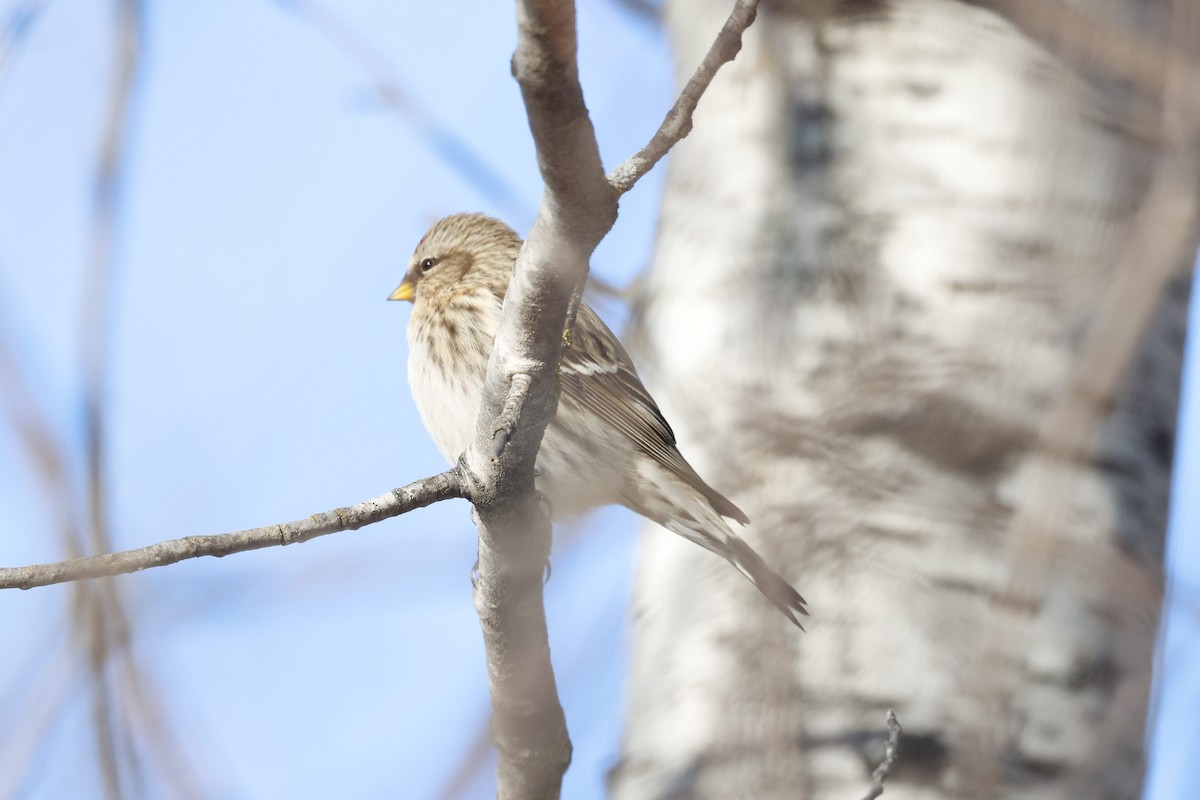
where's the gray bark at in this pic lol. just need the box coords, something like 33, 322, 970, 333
611, 1, 1194, 798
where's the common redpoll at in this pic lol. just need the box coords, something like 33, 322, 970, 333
389, 213, 807, 628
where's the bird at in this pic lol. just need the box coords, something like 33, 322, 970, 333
389, 213, 807, 628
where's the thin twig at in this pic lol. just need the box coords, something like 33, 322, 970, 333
113, 659, 208, 800
608, 0, 759, 195
0, 471, 464, 589
966, 0, 1200, 115
273, 0, 531, 217
0, 333, 126, 796
860, 710, 902, 800
0, 639, 77, 799
1, 3, 762, 797
608, 0, 660, 26
78, 0, 142, 794
0, 0, 49, 92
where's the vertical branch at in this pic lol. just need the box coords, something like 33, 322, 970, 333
860, 711, 902, 800
83, 0, 139, 555
463, 1, 761, 794
458, 0, 613, 793
472, 497, 571, 800
0, 340, 92, 796
460, 0, 619, 795
79, 1, 141, 797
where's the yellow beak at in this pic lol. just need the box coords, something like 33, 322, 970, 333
388, 280, 415, 302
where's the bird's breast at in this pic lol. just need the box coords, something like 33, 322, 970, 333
406, 293, 501, 464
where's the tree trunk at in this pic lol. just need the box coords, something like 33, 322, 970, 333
611, 1, 1194, 798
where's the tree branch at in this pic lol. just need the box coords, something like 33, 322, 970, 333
454, 0, 767, 795
0, 471, 463, 590
964, 0, 1200, 111
608, 0, 759, 195
272, 0, 531, 218
860, 710, 902, 800
608, 0, 661, 27
0, 3, 762, 797
459, 0, 616, 791
80, 1, 142, 794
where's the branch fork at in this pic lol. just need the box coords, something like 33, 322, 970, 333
491, 372, 536, 458
0, 2, 766, 797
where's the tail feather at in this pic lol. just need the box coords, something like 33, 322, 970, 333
722, 536, 808, 630
662, 518, 808, 630
629, 462, 807, 629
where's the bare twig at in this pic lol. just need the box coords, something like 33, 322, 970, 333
965, 0, 1200, 112
0, 340, 80, 561
77, 3, 148, 794
608, 0, 759, 194
273, 0, 531, 217
436, 711, 496, 800
608, 0, 660, 26
962, 178, 1196, 789
0, 471, 464, 589
0, 2, 760, 797
0, 0, 49, 92
0, 639, 77, 799
860, 710, 902, 800
0, 332, 126, 796
113, 658, 208, 800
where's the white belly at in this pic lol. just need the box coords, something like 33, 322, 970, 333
408, 350, 482, 464
406, 293, 501, 465
405, 292, 626, 518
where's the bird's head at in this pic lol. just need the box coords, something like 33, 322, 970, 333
388, 213, 522, 306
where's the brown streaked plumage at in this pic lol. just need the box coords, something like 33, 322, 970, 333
390, 213, 808, 628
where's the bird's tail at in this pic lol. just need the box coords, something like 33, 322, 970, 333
661, 517, 809, 630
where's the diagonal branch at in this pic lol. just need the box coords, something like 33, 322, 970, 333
0, 471, 463, 590
272, 0, 531, 217
964, 0, 1200, 108
608, 0, 661, 26
608, 0, 759, 194
953, 0, 1200, 786
0, 0, 50, 94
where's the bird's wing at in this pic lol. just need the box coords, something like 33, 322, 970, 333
557, 302, 750, 524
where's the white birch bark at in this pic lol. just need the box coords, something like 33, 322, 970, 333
611, 1, 1193, 798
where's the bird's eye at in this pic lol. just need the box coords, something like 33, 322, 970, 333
420, 257, 438, 272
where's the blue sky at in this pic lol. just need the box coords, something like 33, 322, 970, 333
0, 1, 1195, 798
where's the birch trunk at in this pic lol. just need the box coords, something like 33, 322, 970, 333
611, 1, 1194, 798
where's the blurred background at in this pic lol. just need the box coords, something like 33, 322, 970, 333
0, 0, 1196, 798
